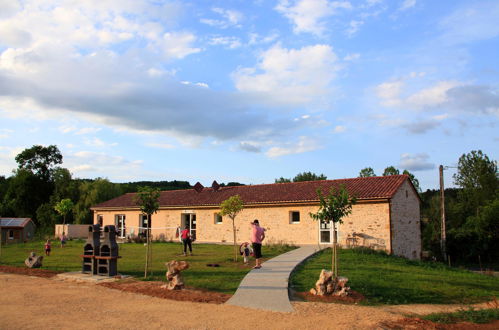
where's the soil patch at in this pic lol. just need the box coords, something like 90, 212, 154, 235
380, 318, 499, 329
100, 280, 231, 304
0, 265, 230, 304
292, 289, 365, 304
0, 265, 61, 278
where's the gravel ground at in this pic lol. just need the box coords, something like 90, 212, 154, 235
0, 269, 496, 330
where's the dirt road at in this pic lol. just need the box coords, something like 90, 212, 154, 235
0, 273, 491, 329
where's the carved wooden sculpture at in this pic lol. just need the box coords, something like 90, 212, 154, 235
164, 260, 189, 290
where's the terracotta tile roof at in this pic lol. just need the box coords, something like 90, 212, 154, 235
92, 175, 410, 209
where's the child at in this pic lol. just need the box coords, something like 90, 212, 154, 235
60, 232, 67, 248
44, 239, 51, 256
241, 242, 251, 264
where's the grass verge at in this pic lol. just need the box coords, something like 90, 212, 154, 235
290, 247, 499, 305
422, 308, 499, 324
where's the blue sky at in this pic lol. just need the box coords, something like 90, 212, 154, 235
0, 0, 497, 190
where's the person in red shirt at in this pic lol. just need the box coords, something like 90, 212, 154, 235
181, 226, 193, 256
44, 239, 51, 256
250, 219, 265, 269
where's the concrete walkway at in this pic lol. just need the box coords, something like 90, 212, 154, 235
226, 245, 321, 313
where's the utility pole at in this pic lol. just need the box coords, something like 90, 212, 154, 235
439, 165, 447, 262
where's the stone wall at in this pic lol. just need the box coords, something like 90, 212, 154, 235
93, 201, 393, 250
390, 180, 421, 259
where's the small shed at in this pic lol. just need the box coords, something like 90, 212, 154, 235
0, 218, 36, 244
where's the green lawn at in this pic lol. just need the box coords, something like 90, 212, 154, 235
423, 308, 499, 324
0, 240, 295, 294
290, 248, 499, 305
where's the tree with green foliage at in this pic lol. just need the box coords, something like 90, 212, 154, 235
220, 195, 244, 262
54, 198, 74, 225
359, 167, 376, 177
309, 186, 356, 277
15, 145, 62, 181
74, 178, 122, 224
134, 186, 161, 278
453, 150, 498, 215
2, 169, 51, 221
447, 150, 498, 262
403, 169, 421, 193
383, 166, 400, 176
275, 177, 291, 183
293, 171, 327, 182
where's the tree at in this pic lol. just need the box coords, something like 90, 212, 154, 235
15, 145, 62, 181
359, 167, 376, 177
74, 178, 122, 224
2, 169, 51, 221
309, 186, 356, 278
403, 170, 421, 193
275, 177, 291, 183
220, 195, 244, 262
453, 150, 498, 213
383, 166, 400, 176
293, 172, 327, 182
54, 198, 74, 225
134, 187, 160, 278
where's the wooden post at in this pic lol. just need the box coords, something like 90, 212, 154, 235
439, 165, 447, 262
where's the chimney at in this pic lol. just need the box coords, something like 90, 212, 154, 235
211, 180, 220, 191
193, 182, 204, 193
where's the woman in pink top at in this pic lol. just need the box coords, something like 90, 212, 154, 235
250, 219, 265, 269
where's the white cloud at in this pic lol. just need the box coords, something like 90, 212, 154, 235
399, 153, 435, 171
83, 137, 118, 148
67, 151, 143, 179
160, 32, 201, 59
146, 142, 176, 149
200, 7, 243, 29
333, 125, 346, 133
346, 20, 364, 37
343, 53, 360, 61
266, 136, 322, 157
208, 36, 242, 49
399, 0, 416, 11
439, 1, 499, 45
232, 44, 339, 106
376, 79, 460, 110
275, 0, 352, 36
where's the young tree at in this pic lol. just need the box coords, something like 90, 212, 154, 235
293, 172, 327, 182
134, 186, 160, 278
54, 198, 74, 225
220, 195, 244, 262
383, 166, 400, 176
309, 186, 356, 278
359, 167, 376, 177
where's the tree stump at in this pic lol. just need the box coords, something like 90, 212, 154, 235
163, 260, 189, 290
309, 269, 351, 297
25, 252, 43, 268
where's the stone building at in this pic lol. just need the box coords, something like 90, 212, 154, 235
91, 175, 421, 259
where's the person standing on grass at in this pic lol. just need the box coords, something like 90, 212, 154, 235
44, 239, 51, 256
250, 219, 265, 269
60, 232, 67, 248
181, 226, 193, 256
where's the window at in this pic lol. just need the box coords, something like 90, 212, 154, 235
290, 211, 300, 224
139, 214, 149, 236
97, 215, 103, 227
8, 230, 14, 239
214, 213, 222, 224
